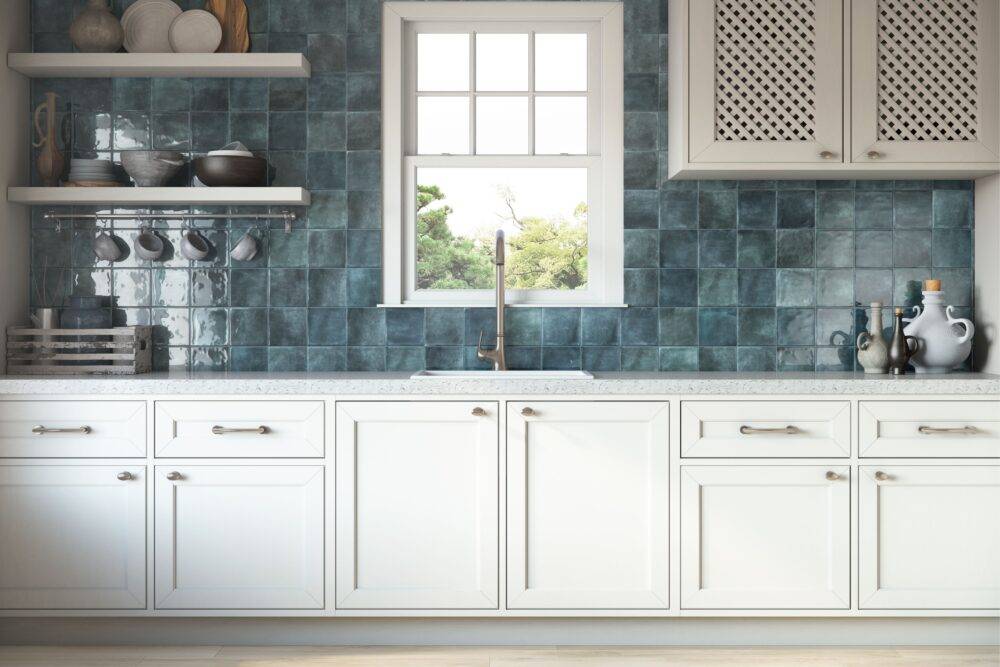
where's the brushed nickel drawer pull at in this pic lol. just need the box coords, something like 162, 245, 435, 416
825, 471, 840, 481
874, 471, 891, 481
32, 425, 91, 435
521, 407, 536, 417
739, 425, 800, 435
117, 471, 133, 481
211, 425, 268, 435
471, 407, 487, 417
166, 471, 183, 481
918, 425, 979, 435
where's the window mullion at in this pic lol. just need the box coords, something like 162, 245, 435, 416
469, 31, 477, 155
528, 29, 536, 157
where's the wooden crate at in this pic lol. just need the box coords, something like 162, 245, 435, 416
6, 326, 152, 375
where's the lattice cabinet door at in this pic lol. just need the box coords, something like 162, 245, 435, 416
851, 0, 1000, 164
686, 0, 845, 165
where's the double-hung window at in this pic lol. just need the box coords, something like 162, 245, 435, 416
382, 2, 624, 306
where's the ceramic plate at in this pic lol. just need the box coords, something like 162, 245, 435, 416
168, 9, 223, 53
122, 0, 182, 53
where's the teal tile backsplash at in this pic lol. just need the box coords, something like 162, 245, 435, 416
27, 0, 975, 372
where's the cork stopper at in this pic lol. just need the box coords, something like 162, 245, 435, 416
924, 278, 941, 291
894, 307, 904, 315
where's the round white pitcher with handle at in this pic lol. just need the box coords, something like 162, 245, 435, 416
903, 290, 974, 373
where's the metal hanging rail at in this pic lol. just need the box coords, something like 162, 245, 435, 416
41, 211, 299, 232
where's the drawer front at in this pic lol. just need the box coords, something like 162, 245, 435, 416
155, 401, 324, 458
860, 401, 1000, 458
0, 401, 146, 458
681, 401, 851, 458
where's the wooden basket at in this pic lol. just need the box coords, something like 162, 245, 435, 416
5, 326, 152, 375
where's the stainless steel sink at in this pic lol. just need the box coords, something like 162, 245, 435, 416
410, 370, 594, 379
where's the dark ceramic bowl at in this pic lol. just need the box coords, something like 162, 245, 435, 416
194, 156, 268, 187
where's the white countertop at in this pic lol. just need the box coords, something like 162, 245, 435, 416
0, 371, 997, 395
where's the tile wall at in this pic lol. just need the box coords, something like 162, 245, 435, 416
27, 0, 975, 371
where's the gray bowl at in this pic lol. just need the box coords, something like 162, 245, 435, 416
121, 151, 186, 187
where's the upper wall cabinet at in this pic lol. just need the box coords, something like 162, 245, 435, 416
668, 0, 1000, 179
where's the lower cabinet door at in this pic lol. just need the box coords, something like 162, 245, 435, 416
507, 401, 670, 609
154, 465, 324, 609
860, 465, 1000, 610
0, 465, 145, 609
335, 402, 499, 609
680, 465, 850, 610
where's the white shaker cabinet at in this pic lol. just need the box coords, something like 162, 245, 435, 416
154, 465, 324, 609
506, 402, 670, 609
0, 466, 145, 609
335, 402, 499, 610
859, 465, 1000, 610
680, 465, 850, 609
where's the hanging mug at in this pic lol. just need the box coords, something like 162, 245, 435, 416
133, 226, 164, 261
230, 227, 259, 262
180, 228, 211, 261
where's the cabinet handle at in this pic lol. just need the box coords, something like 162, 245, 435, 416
825, 471, 840, 481
819, 150, 836, 160
521, 407, 536, 417
211, 425, 268, 435
166, 471, 183, 481
918, 425, 979, 435
874, 471, 891, 481
739, 425, 800, 435
471, 407, 487, 417
866, 150, 882, 160
32, 425, 91, 435
117, 471, 133, 481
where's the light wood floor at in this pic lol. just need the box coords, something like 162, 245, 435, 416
0, 646, 996, 666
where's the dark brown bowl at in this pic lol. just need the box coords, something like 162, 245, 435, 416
194, 156, 268, 187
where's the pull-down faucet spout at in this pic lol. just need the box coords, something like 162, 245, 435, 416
476, 229, 507, 371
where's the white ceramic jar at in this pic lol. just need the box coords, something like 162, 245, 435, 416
903, 291, 975, 373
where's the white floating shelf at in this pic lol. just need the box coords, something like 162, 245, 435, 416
8, 187, 310, 206
7, 53, 310, 78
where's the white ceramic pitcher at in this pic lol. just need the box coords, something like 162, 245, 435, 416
903, 290, 974, 373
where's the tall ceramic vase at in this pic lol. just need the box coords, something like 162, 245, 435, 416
903, 290, 975, 373
33, 92, 65, 187
70, 0, 124, 53
857, 301, 889, 374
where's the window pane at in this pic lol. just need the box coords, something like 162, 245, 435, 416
535, 97, 587, 154
476, 34, 528, 91
416, 167, 588, 290
476, 97, 529, 154
417, 33, 470, 91
535, 33, 587, 91
418, 97, 470, 154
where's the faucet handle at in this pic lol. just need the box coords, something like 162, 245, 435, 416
476, 330, 492, 361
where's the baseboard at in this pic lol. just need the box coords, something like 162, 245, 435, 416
2, 618, 999, 646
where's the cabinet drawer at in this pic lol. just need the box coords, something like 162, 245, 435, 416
155, 401, 324, 458
0, 401, 146, 458
681, 401, 851, 458
860, 401, 1000, 458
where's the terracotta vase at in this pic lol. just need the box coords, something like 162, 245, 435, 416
33, 92, 65, 187
70, 0, 124, 53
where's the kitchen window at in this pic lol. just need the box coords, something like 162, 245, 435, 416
382, 2, 624, 306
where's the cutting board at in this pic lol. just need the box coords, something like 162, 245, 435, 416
203, 0, 250, 53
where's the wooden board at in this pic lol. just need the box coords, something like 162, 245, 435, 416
204, 0, 250, 53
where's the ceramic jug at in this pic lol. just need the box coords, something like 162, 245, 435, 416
903, 290, 974, 373
856, 302, 889, 374
69, 0, 124, 53
33, 92, 66, 187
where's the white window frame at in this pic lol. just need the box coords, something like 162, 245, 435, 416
382, 1, 625, 307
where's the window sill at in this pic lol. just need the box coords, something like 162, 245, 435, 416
378, 303, 630, 309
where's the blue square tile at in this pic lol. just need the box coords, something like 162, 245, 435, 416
776, 269, 815, 307
625, 269, 659, 306
582, 346, 620, 372
893, 230, 932, 267
699, 191, 737, 229
506, 346, 542, 370
346, 268, 380, 306
346, 230, 381, 267
346, 73, 378, 111
658, 347, 698, 371
347, 346, 386, 371
348, 191, 381, 229
386, 308, 425, 346
425, 308, 465, 346
739, 307, 776, 346
816, 269, 854, 306
308, 268, 347, 307
658, 269, 698, 306
191, 308, 228, 346
308, 191, 348, 229
347, 307, 385, 346
624, 229, 660, 268
346, 33, 380, 73
816, 231, 853, 268
855, 269, 894, 307
308, 308, 348, 346
659, 230, 698, 268
620, 346, 657, 370
268, 347, 307, 372
347, 111, 381, 150
425, 346, 464, 370
269, 269, 307, 307
191, 79, 228, 112
737, 230, 775, 268
737, 347, 776, 371
231, 79, 268, 111
622, 307, 658, 345
542, 308, 581, 346
699, 347, 737, 371
738, 190, 776, 228
506, 308, 543, 346
269, 79, 307, 111
231, 346, 268, 371
624, 112, 658, 150
816, 190, 854, 229
932, 229, 972, 267
816, 308, 854, 347
699, 230, 737, 267
308, 112, 346, 151
777, 347, 816, 371
658, 307, 697, 346
738, 269, 776, 307
542, 347, 582, 371
659, 190, 698, 229
346, 150, 380, 191
625, 190, 659, 229
387, 347, 425, 372
624, 151, 658, 190
269, 112, 307, 150
466, 308, 497, 346
310, 74, 348, 111
269, 308, 307, 346
580, 308, 620, 346
855, 231, 893, 268
308, 346, 347, 371
855, 191, 894, 229
933, 190, 973, 228
308, 230, 347, 267
308, 151, 347, 190
624, 74, 658, 111
777, 191, 815, 229
776, 229, 814, 268
816, 347, 855, 372
698, 308, 737, 346
894, 190, 932, 228
699, 269, 738, 306
190, 347, 229, 371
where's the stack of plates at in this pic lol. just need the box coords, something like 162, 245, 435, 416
122, 0, 183, 53
67, 159, 119, 187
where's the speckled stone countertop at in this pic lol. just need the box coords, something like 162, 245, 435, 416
0, 371, 997, 395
